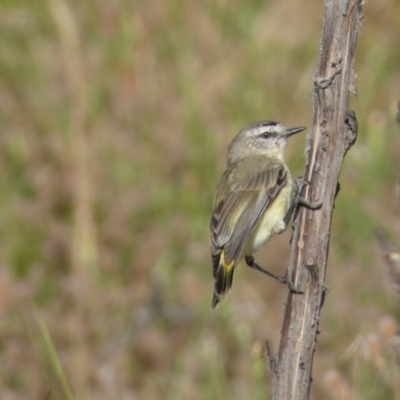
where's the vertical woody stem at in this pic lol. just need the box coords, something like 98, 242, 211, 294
270, 1, 362, 398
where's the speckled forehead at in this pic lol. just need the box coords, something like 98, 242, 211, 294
246, 121, 284, 136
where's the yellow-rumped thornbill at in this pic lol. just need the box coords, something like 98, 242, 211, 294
209, 120, 308, 310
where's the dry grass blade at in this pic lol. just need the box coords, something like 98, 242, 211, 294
49, 0, 97, 274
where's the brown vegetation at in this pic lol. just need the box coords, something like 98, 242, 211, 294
0, 0, 400, 399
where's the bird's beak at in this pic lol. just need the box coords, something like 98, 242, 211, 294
285, 126, 306, 138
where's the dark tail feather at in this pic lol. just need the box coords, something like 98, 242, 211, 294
211, 292, 221, 310
211, 253, 235, 310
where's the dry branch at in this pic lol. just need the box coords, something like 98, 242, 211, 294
270, 1, 363, 399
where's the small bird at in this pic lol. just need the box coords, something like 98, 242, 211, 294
209, 120, 306, 309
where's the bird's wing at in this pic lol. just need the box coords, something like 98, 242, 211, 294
210, 158, 287, 278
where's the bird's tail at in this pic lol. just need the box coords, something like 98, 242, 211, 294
212, 251, 235, 310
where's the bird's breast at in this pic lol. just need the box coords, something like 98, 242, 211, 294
244, 179, 292, 256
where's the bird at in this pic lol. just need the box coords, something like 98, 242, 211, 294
209, 120, 307, 309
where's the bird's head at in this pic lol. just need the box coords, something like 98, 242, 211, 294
227, 120, 306, 163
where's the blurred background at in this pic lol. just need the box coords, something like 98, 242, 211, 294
1, 0, 400, 399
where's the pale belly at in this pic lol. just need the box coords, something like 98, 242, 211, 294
242, 183, 292, 257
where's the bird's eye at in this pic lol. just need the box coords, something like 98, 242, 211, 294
262, 132, 271, 138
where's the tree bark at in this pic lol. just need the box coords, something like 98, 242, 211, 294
270, 1, 363, 399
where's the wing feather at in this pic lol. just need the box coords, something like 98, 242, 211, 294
210, 157, 287, 277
